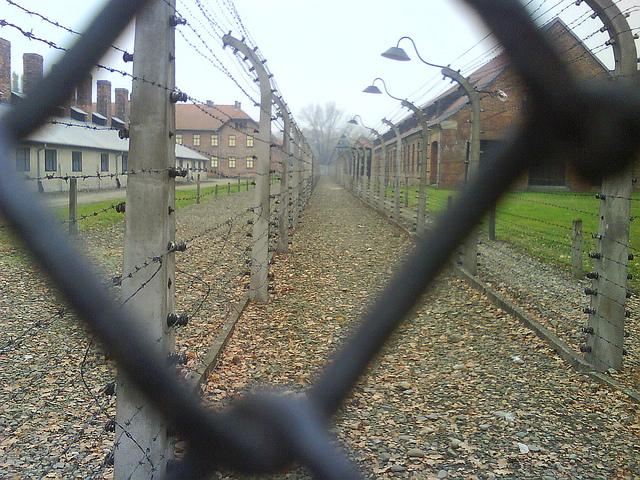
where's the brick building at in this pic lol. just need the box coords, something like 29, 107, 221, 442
373, 18, 622, 192
176, 101, 280, 178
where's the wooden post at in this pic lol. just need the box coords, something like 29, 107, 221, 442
68, 177, 77, 235
196, 173, 201, 204
571, 218, 582, 279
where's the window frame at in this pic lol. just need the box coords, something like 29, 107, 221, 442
16, 147, 30, 172
44, 149, 57, 172
228, 156, 236, 169
72, 151, 83, 172
100, 152, 110, 172
228, 134, 236, 147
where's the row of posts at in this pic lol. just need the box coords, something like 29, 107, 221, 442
333, 0, 635, 377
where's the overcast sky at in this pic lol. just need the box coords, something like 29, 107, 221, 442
2, 0, 639, 133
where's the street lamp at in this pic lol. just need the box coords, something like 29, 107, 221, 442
382, 35, 481, 274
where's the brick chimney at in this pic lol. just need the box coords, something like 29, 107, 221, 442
22, 53, 43, 96
96, 79, 112, 119
114, 87, 129, 121
0, 38, 10, 104
76, 74, 93, 113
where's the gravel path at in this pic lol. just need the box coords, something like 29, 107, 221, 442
204, 177, 639, 479
1, 177, 639, 479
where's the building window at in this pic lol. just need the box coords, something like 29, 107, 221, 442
175, 134, 183, 145
101, 153, 109, 172
211, 156, 219, 168
246, 156, 255, 169
16, 147, 30, 172
228, 134, 236, 147
228, 156, 236, 169
122, 154, 128, 172
193, 134, 201, 146
211, 134, 218, 146
44, 149, 57, 172
72, 151, 83, 172
246, 135, 254, 147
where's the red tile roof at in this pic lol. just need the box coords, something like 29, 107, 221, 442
176, 103, 254, 131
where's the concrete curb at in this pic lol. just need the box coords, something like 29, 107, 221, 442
187, 295, 250, 395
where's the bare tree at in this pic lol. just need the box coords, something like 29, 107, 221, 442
298, 102, 348, 165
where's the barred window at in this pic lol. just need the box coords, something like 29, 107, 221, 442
193, 134, 201, 146
175, 133, 183, 145
228, 156, 236, 168
228, 134, 236, 147
246, 156, 254, 169
246, 135, 254, 147
211, 134, 218, 146
211, 156, 219, 168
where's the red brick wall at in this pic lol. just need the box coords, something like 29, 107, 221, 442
0, 38, 10, 104
96, 80, 112, 119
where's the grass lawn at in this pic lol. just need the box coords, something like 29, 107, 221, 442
385, 184, 640, 290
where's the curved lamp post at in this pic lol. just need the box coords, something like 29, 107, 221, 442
382, 37, 480, 274
362, 78, 431, 233
349, 115, 384, 205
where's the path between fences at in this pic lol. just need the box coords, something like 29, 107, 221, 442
200, 177, 639, 479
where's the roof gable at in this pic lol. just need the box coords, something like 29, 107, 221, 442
175, 103, 255, 131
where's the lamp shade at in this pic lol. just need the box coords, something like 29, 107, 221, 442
381, 46, 411, 61
363, 85, 383, 94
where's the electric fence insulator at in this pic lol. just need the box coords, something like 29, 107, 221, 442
629, 254, 634, 261
105, 419, 116, 432
118, 127, 130, 139
580, 346, 592, 353
246, 232, 252, 237
592, 233, 603, 240
122, 52, 134, 62
623, 349, 628, 355
115, 202, 126, 213
167, 313, 189, 328
168, 167, 188, 178
584, 288, 598, 296
595, 193, 606, 200
103, 382, 116, 396
624, 330, 630, 337
589, 253, 602, 259
169, 91, 188, 103
167, 241, 187, 253
167, 352, 188, 366
625, 311, 632, 318
627, 291, 632, 298
586, 272, 599, 279
582, 326, 594, 334
112, 275, 122, 286
628, 274, 634, 280
583, 307, 596, 314
169, 15, 187, 26
247, 219, 254, 225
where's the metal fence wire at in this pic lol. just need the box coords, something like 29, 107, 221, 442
1, 0, 639, 479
